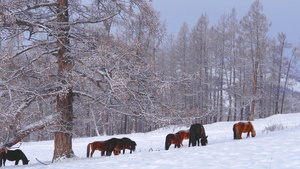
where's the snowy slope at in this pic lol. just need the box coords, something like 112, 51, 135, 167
3, 113, 300, 169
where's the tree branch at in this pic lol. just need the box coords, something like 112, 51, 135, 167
0, 114, 60, 154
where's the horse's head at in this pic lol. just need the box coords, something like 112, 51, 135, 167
130, 141, 137, 151
251, 130, 256, 137
249, 122, 256, 137
23, 159, 29, 165
201, 135, 208, 146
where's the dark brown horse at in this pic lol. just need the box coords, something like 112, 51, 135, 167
189, 123, 208, 147
165, 133, 181, 150
86, 141, 108, 157
233, 122, 256, 139
176, 129, 190, 146
0, 149, 29, 167
106, 137, 137, 156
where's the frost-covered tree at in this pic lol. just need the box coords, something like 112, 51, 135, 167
0, 0, 165, 161
240, 0, 271, 121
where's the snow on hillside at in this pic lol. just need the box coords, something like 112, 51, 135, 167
3, 113, 300, 169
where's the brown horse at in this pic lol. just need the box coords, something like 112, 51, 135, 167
165, 133, 181, 150
176, 129, 190, 146
106, 137, 137, 156
86, 141, 107, 157
189, 123, 208, 147
233, 121, 256, 139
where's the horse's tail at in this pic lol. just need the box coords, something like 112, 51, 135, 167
233, 124, 237, 139
87, 143, 91, 158
0, 152, 2, 167
175, 133, 181, 148
165, 134, 171, 150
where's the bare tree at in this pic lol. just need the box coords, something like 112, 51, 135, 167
240, 0, 270, 121
274, 33, 292, 114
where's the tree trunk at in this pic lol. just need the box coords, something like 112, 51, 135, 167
53, 0, 74, 161
132, 112, 138, 133
53, 87, 74, 162
249, 61, 258, 121
274, 62, 282, 114
281, 60, 291, 114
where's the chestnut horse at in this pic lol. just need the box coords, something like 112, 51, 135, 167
106, 137, 137, 156
165, 133, 181, 150
233, 121, 256, 139
189, 123, 208, 147
86, 141, 108, 157
176, 129, 190, 146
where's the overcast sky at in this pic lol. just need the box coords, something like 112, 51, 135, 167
152, 0, 300, 47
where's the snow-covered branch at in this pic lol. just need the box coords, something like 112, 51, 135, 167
0, 114, 60, 154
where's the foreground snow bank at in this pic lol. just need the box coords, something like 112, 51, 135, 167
5, 113, 300, 169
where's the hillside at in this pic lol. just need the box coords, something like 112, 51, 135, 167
3, 113, 300, 169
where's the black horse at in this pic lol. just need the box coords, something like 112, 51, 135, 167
0, 149, 29, 167
121, 137, 137, 154
189, 123, 208, 147
106, 137, 137, 156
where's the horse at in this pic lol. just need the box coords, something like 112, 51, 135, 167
165, 133, 181, 150
106, 137, 136, 156
0, 149, 29, 167
86, 141, 108, 157
233, 121, 256, 139
176, 129, 190, 146
120, 137, 137, 154
189, 123, 208, 147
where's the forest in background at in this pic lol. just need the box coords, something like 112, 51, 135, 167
0, 0, 299, 160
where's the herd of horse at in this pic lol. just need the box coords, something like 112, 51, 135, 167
86, 137, 137, 157
0, 121, 256, 167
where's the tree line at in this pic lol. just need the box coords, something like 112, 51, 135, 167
0, 0, 299, 161
155, 1, 300, 124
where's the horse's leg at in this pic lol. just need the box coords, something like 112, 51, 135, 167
3, 159, 5, 166
123, 149, 125, 154
90, 148, 96, 157
180, 137, 184, 146
246, 131, 250, 138
101, 151, 105, 156
15, 159, 19, 165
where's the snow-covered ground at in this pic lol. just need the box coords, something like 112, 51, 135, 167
3, 113, 300, 169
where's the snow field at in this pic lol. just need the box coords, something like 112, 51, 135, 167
3, 113, 300, 169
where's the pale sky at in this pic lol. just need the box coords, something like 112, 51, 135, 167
152, 0, 300, 47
